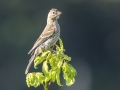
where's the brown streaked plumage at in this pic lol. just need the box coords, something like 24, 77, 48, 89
25, 8, 62, 74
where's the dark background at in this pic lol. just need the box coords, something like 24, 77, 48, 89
0, 0, 120, 90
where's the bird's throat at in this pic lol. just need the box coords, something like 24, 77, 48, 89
47, 19, 57, 25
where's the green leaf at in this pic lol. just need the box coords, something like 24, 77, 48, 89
54, 58, 59, 66
45, 74, 51, 82
56, 50, 60, 56
42, 61, 49, 76
34, 56, 40, 62
46, 51, 52, 60
63, 55, 71, 61
49, 55, 60, 70
49, 58, 54, 68
29, 73, 35, 86
56, 69, 63, 86
63, 72, 67, 80
63, 72, 75, 86
59, 38, 64, 49
33, 76, 40, 88
36, 72, 45, 84
26, 74, 31, 87
62, 62, 77, 86
41, 50, 50, 57
66, 77, 75, 86
26, 73, 37, 87
57, 59, 63, 69
34, 56, 46, 69
49, 55, 57, 68
49, 70, 56, 82
62, 62, 67, 73
56, 45, 60, 51
68, 64, 77, 77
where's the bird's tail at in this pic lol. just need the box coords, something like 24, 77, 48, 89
28, 49, 32, 54
25, 54, 35, 74
25, 46, 42, 74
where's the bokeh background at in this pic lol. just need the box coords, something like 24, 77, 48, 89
0, 0, 120, 90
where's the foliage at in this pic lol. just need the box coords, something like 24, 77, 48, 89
26, 38, 77, 90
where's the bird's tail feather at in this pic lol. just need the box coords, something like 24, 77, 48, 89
25, 55, 35, 74
28, 49, 32, 54
25, 47, 42, 74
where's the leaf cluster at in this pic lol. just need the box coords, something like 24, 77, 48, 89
26, 38, 77, 88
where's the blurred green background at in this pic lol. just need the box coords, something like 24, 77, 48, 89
0, 0, 120, 90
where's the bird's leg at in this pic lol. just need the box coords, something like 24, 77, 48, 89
51, 43, 56, 50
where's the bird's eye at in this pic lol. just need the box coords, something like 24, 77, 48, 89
53, 11, 55, 14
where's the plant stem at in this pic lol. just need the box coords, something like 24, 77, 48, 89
44, 82, 48, 90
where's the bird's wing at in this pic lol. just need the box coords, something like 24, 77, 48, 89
28, 24, 55, 54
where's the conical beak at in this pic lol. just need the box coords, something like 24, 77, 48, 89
58, 11, 62, 15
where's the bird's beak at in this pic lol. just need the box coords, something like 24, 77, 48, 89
58, 11, 62, 15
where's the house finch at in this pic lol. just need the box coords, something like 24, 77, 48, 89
25, 8, 62, 74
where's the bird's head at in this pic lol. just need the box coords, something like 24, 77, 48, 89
47, 8, 62, 21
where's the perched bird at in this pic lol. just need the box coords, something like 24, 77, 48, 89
25, 8, 62, 74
